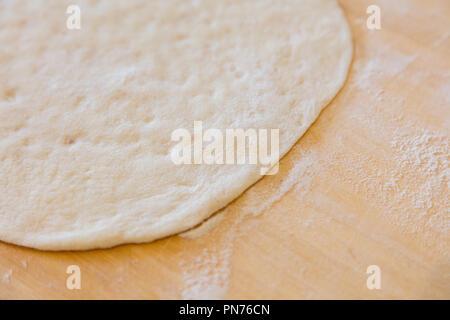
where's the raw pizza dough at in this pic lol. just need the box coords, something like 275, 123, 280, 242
0, 0, 352, 250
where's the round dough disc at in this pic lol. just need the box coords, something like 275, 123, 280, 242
0, 0, 352, 250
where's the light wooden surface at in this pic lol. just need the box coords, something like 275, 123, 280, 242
0, 0, 449, 299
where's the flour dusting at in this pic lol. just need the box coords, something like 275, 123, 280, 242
2, 269, 13, 284
178, 7, 449, 298
179, 147, 320, 298
181, 247, 232, 300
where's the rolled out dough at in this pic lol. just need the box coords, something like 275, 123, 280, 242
0, 0, 352, 250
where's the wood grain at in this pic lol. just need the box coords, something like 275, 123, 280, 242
0, 0, 448, 299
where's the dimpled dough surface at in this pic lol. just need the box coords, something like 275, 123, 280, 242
0, 0, 352, 250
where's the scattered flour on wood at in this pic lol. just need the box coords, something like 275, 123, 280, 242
21, 259, 28, 269
352, 45, 418, 94
333, 47, 448, 254
179, 149, 319, 299
2, 269, 13, 284
180, 247, 232, 300
178, 12, 449, 297
433, 31, 449, 47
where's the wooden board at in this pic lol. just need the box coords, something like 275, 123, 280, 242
0, 0, 449, 299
